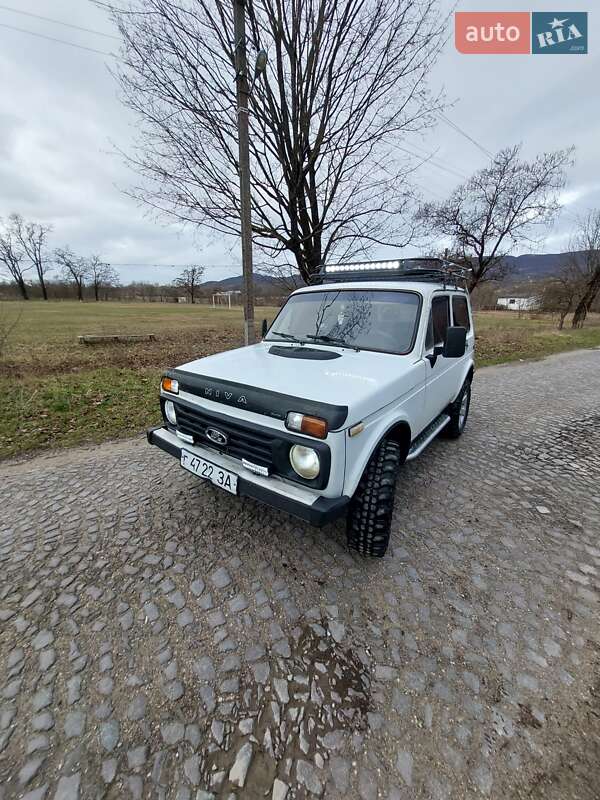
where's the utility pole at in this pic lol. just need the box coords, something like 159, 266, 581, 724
233, 0, 255, 345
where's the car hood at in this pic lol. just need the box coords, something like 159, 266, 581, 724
169, 342, 423, 429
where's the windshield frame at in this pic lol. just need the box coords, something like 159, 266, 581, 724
265, 288, 423, 356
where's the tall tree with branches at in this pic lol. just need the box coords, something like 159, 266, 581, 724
10, 214, 53, 301
0, 218, 31, 300
540, 266, 585, 330
570, 210, 600, 328
417, 145, 574, 290
55, 247, 90, 302
102, 0, 446, 283
87, 255, 120, 301
173, 265, 205, 304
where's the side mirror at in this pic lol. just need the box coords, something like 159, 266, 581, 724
261, 318, 268, 337
443, 326, 467, 358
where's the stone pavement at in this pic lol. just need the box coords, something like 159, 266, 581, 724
1, 349, 600, 800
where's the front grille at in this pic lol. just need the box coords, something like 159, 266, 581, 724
175, 402, 275, 467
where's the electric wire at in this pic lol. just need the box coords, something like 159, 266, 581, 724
0, 5, 495, 166
437, 113, 494, 159
0, 21, 117, 57
0, 4, 120, 40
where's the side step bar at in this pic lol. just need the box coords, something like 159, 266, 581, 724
405, 413, 450, 462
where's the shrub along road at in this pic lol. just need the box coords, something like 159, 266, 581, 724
0, 349, 600, 799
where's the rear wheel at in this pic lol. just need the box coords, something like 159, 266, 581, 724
443, 378, 471, 439
347, 439, 401, 558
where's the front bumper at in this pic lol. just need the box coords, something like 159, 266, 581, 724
147, 426, 349, 527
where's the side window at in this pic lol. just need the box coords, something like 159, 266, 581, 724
452, 295, 471, 331
425, 312, 434, 350
431, 296, 450, 346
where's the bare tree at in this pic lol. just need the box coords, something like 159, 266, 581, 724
540, 266, 584, 330
417, 145, 574, 291
0, 218, 31, 300
101, 0, 446, 283
570, 210, 600, 328
173, 265, 205, 304
10, 214, 53, 300
55, 247, 90, 302
87, 256, 120, 301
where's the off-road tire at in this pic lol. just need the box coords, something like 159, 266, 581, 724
443, 378, 471, 439
347, 439, 401, 558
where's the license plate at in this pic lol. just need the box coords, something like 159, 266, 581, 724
180, 450, 238, 495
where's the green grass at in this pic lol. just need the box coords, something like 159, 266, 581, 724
474, 311, 600, 367
1, 368, 161, 455
0, 301, 278, 459
1, 301, 599, 459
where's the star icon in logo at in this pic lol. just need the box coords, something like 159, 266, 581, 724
550, 17, 568, 29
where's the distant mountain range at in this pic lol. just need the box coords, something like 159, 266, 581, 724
200, 252, 589, 290
199, 273, 289, 291
502, 252, 584, 279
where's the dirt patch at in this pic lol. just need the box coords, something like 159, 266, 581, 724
510, 673, 600, 800
198, 619, 371, 798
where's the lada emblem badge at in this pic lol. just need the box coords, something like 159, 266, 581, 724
205, 428, 228, 446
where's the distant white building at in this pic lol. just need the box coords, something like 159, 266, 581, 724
496, 296, 540, 311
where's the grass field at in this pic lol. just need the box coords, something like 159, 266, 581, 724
1, 301, 599, 459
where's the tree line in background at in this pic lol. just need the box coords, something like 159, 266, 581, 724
0, 214, 120, 302
0, 215, 217, 304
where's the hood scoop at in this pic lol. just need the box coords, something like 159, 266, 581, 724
268, 345, 340, 360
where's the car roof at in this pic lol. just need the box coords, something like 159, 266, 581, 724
292, 281, 468, 296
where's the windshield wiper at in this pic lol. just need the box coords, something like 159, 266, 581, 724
271, 330, 306, 344
306, 334, 360, 352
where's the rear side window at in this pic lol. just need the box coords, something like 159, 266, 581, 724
452, 295, 471, 331
431, 296, 450, 346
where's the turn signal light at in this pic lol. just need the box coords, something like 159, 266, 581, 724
161, 377, 179, 394
286, 412, 328, 439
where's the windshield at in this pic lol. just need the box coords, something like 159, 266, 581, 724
267, 290, 421, 354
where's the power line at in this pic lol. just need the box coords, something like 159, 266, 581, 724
108, 268, 241, 269
437, 113, 494, 159
402, 141, 469, 180
0, 4, 120, 40
394, 144, 468, 181
0, 4, 495, 167
0, 22, 117, 57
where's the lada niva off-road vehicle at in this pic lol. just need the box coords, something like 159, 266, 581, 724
148, 258, 474, 557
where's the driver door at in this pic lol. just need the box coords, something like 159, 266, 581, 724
424, 295, 457, 422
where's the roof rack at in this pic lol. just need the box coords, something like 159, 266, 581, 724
310, 257, 471, 289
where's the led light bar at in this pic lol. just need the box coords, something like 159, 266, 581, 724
312, 257, 471, 286
325, 260, 402, 273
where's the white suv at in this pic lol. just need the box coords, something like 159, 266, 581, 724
148, 258, 474, 557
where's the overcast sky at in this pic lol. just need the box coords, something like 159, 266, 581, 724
0, 1, 598, 284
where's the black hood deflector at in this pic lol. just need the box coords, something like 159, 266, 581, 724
166, 368, 348, 430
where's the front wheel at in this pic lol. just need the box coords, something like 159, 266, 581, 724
443, 379, 471, 439
346, 439, 401, 558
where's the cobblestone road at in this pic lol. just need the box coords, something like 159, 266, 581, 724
1, 349, 600, 800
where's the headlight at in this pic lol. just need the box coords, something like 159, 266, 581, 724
289, 444, 320, 479
164, 400, 177, 425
